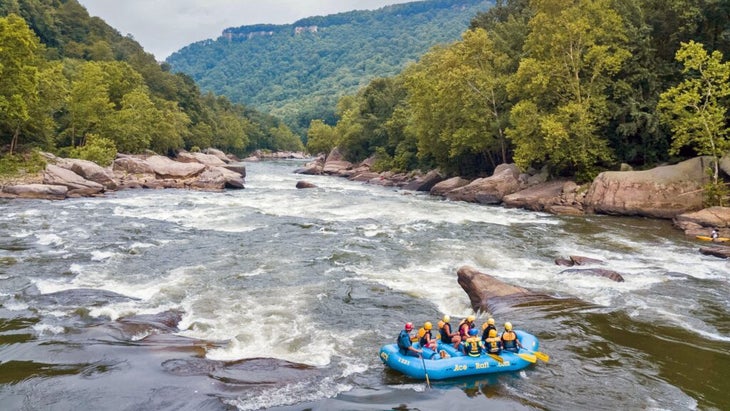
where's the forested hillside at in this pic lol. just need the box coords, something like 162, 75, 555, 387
307, 0, 730, 203
0, 0, 302, 174
166, 0, 493, 135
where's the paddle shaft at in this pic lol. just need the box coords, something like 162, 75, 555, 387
420, 354, 431, 388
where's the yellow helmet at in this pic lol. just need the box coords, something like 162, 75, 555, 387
467, 315, 476, 322
487, 318, 495, 325
488, 329, 497, 338
442, 315, 450, 323
424, 321, 432, 330
504, 322, 513, 331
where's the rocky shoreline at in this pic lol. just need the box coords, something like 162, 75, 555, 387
0, 148, 246, 200
294, 148, 730, 256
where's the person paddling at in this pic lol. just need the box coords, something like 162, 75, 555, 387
458, 315, 476, 341
397, 322, 422, 357
501, 322, 523, 353
439, 315, 461, 349
484, 329, 502, 355
462, 328, 484, 357
418, 321, 438, 351
481, 317, 496, 342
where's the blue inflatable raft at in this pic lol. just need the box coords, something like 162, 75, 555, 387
379, 330, 539, 380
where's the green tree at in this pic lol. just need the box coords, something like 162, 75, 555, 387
507, 0, 630, 181
0, 14, 41, 154
657, 40, 730, 204
107, 88, 156, 153
306, 119, 338, 155
65, 61, 114, 146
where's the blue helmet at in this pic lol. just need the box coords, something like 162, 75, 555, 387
469, 328, 478, 336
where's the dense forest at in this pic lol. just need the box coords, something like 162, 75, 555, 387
0, 0, 303, 175
166, 0, 493, 136
307, 0, 730, 196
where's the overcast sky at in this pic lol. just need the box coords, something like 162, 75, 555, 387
77, 0, 415, 60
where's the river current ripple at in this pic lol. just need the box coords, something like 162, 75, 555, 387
0, 160, 728, 410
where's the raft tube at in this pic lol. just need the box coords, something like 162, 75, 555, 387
379, 330, 539, 380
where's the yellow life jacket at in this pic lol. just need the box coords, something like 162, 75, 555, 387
465, 336, 482, 357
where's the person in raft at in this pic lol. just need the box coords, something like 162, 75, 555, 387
438, 315, 461, 348
481, 317, 497, 342
462, 328, 484, 357
711, 228, 720, 241
501, 322, 523, 353
484, 329, 502, 355
397, 322, 422, 357
458, 315, 476, 341
418, 321, 438, 351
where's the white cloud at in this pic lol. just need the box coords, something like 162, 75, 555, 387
77, 0, 414, 60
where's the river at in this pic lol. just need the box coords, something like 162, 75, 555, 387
0, 160, 728, 411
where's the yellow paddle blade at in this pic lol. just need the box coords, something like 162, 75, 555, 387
488, 353, 504, 363
517, 353, 537, 363
534, 351, 549, 362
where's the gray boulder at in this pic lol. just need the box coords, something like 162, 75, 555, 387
402, 169, 445, 192
1, 184, 68, 200
146, 155, 206, 179
584, 157, 708, 219
445, 164, 522, 204
430, 177, 471, 197
43, 164, 104, 197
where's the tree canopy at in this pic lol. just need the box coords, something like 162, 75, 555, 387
0, 0, 302, 169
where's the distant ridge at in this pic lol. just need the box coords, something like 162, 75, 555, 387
167, 0, 493, 134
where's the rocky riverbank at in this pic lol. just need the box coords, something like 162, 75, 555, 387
0, 149, 245, 200
295, 148, 730, 246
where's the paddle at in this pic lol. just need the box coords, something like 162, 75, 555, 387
527, 350, 549, 362
516, 352, 537, 363
488, 353, 504, 363
420, 354, 431, 389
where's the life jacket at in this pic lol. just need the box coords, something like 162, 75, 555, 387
481, 325, 496, 341
440, 322, 452, 343
501, 330, 518, 352
411, 327, 425, 342
464, 336, 482, 357
485, 336, 501, 354
419, 329, 433, 347
397, 330, 411, 352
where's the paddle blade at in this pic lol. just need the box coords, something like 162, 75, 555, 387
517, 353, 537, 363
488, 353, 504, 363
534, 351, 549, 362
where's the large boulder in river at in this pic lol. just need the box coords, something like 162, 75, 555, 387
503, 180, 584, 215
0, 183, 68, 200
42, 164, 104, 197
445, 164, 523, 204
190, 166, 245, 190
457, 266, 538, 313
146, 155, 206, 179
584, 157, 708, 219
430, 177, 471, 197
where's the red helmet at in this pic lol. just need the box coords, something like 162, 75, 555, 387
405, 322, 413, 331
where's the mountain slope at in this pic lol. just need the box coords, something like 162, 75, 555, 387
166, 0, 493, 134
